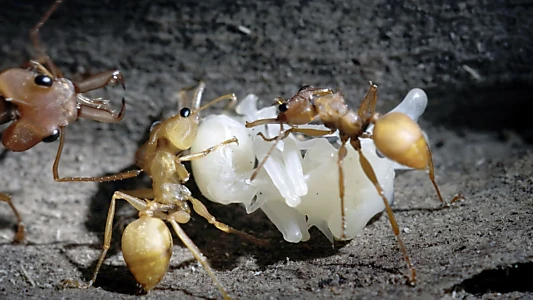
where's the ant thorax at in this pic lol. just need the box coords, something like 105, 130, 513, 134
191, 88, 429, 243
148, 150, 192, 204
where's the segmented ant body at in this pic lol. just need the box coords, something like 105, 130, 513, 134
245, 83, 463, 285
64, 82, 254, 299
0, 0, 137, 243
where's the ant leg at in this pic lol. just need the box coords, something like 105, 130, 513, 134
179, 81, 237, 114
75, 70, 125, 93
77, 98, 126, 123
174, 137, 239, 183
0, 193, 25, 243
250, 124, 287, 181
289, 127, 334, 137
425, 145, 464, 205
187, 196, 268, 246
30, 0, 63, 78
257, 127, 333, 142
257, 129, 291, 142
337, 140, 349, 240
63, 191, 147, 288
52, 127, 142, 183
179, 137, 239, 162
197, 93, 237, 113
252, 126, 333, 180
167, 218, 230, 300
355, 145, 417, 285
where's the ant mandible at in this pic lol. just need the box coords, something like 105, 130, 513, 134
64, 82, 261, 299
0, 0, 138, 243
245, 83, 464, 285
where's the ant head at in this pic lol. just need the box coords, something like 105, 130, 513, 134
372, 112, 429, 170
155, 106, 200, 152
0, 67, 78, 151
274, 86, 322, 125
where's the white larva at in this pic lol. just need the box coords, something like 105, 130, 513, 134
191, 89, 428, 243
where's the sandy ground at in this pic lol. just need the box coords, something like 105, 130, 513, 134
0, 0, 531, 299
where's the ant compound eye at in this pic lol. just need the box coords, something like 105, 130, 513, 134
34, 74, 53, 87
278, 103, 289, 113
42, 129, 60, 143
179, 107, 191, 118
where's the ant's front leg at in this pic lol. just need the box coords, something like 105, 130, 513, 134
52, 127, 142, 183
178, 137, 239, 162
75, 70, 125, 93
251, 126, 334, 181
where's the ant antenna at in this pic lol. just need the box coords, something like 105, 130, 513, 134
30, 0, 64, 78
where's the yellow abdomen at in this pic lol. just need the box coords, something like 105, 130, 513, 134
373, 112, 429, 170
122, 217, 173, 292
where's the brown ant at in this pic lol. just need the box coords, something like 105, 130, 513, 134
64, 82, 261, 299
245, 83, 464, 285
0, 0, 138, 243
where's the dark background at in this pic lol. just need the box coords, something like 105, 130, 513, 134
0, 0, 531, 299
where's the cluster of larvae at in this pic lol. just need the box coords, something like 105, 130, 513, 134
191, 88, 429, 242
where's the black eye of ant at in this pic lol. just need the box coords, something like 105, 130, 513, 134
180, 107, 191, 118
42, 129, 60, 143
34, 74, 53, 87
278, 103, 289, 113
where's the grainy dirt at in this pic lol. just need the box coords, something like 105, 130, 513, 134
0, 1, 531, 299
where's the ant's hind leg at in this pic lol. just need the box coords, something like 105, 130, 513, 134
0, 193, 25, 243
354, 143, 417, 285
167, 218, 230, 300
63, 191, 147, 288
425, 145, 464, 205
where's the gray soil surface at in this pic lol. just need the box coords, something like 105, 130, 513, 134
0, 0, 531, 299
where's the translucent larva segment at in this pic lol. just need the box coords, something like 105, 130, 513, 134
121, 217, 173, 292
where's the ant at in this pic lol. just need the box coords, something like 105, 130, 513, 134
245, 83, 464, 285
0, 0, 138, 243
64, 82, 260, 299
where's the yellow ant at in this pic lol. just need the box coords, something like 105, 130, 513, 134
64, 82, 261, 299
0, 0, 137, 243
245, 83, 464, 285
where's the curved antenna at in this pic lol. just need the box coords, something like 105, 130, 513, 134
30, 0, 64, 78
